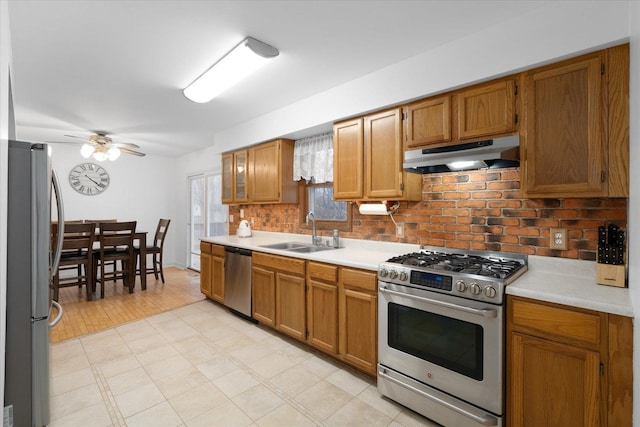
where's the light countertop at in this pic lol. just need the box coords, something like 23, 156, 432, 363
201, 231, 418, 271
506, 255, 634, 317
201, 231, 634, 317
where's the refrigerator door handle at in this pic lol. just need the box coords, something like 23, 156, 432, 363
49, 300, 64, 328
51, 169, 65, 278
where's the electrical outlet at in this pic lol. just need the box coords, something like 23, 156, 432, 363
240, 209, 244, 218
550, 228, 567, 250
229, 214, 234, 223
396, 223, 404, 238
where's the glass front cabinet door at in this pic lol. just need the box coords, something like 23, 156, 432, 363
233, 150, 249, 203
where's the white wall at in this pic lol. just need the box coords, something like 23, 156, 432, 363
0, 0, 12, 410
628, 2, 640, 425
49, 145, 180, 266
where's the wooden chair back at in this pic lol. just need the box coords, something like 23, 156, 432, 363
62, 222, 96, 251
96, 221, 137, 297
98, 221, 136, 250
153, 219, 171, 249
52, 221, 97, 301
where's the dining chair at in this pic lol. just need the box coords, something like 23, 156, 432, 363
136, 218, 171, 283
94, 221, 137, 298
54, 219, 87, 279
87, 219, 117, 281
52, 222, 96, 301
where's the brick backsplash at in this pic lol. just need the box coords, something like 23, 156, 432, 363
228, 168, 627, 260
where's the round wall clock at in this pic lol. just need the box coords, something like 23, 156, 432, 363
68, 163, 110, 195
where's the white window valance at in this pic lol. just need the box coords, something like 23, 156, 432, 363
293, 132, 333, 184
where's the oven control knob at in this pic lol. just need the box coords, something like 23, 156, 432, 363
470, 282, 482, 295
455, 280, 467, 292
389, 270, 398, 279
484, 286, 497, 298
399, 271, 408, 281
379, 268, 388, 278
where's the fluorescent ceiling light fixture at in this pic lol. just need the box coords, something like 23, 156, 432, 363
183, 37, 279, 103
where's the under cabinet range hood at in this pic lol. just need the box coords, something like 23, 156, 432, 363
404, 135, 520, 173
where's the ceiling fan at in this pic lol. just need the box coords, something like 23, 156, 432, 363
47, 132, 146, 161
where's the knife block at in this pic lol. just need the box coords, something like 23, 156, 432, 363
596, 263, 626, 288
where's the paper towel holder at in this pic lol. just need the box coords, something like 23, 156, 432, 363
357, 200, 399, 216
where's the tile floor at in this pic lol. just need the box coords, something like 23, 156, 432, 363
50, 299, 440, 427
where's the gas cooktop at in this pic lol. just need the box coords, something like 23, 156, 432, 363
378, 246, 528, 304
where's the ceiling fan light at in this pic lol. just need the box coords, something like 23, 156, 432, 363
92, 149, 108, 162
183, 37, 279, 103
80, 143, 95, 158
107, 146, 121, 161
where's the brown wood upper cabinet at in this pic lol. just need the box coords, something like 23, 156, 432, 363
222, 139, 298, 204
521, 44, 629, 198
457, 79, 516, 140
404, 95, 452, 149
250, 139, 298, 204
404, 78, 517, 150
221, 150, 249, 204
333, 108, 422, 201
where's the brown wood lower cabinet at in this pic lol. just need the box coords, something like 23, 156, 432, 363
507, 296, 632, 427
199, 243, 225, 303
252, 264, 276, 326
307, 262, 378, 376
276, 271, 306, 340
199, 242, 212, 298
252, 252, 306, 341
210, 245, 225, 303
251, 254, 378, 377
339, 267, 377, 376
306, 262, 339, 354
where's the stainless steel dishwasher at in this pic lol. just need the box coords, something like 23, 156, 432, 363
224, 246, 253, 319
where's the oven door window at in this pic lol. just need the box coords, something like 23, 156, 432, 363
388, 302, 483, 381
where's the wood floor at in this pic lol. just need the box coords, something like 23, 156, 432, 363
50, 267, 205, 343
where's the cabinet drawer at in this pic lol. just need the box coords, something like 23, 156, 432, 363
308, 262, 338, 283
341, 267, 377, 293
510, 297, 602, 347
200, 241, 212, 254
254, 252, 305, 276
212, 244, 225, 257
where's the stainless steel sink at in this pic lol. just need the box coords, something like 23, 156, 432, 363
258, 241, 337, 253
287, 245, 336, 253
259, 241, 310, 250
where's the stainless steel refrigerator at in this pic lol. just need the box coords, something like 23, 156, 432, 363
4, 140, 64, 427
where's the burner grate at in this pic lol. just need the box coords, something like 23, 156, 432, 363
387, 250, 524, 280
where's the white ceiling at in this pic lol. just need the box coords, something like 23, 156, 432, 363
8, 0, 548, 157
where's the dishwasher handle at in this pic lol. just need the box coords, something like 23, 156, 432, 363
225, 246, 252, 257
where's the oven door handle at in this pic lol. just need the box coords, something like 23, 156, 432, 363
379, 286, 498, 318
379, 368, 498, 426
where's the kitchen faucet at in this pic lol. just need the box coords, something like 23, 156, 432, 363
306, 211, 320, 245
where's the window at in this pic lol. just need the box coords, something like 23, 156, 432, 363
188, 172, 227, 271
300, 183, 351, 232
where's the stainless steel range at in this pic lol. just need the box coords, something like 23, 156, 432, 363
377, 246, 527, 427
